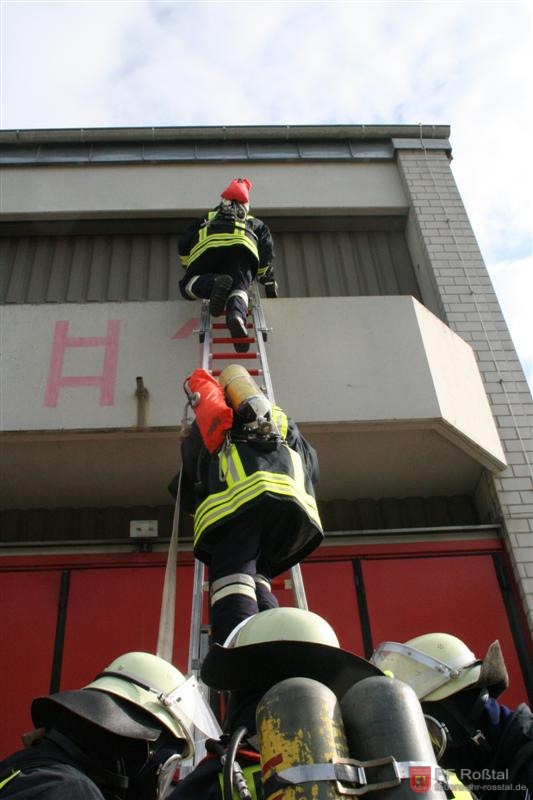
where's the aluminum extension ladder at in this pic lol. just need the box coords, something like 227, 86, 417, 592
187, 283, 308, 683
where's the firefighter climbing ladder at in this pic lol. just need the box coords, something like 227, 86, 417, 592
188, 283, 308, 676
157, 285, 308, 763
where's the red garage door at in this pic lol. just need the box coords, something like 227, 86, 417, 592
1, 570, 63, 756
61, 563, 194, 689
359, 552, 529, 708
1, 540, 531, 759
0, 553, 195, 758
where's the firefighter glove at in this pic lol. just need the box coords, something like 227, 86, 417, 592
264, 280, 279, 298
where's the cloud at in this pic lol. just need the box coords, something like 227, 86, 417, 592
1, 1, 148, 127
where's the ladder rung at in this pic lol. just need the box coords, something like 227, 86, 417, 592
212, 322, 253, 330
211, 368, 262, 376
212, 352, 258, 359
212, 336, 256, 345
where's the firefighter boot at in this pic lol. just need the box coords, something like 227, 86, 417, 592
226, 290, 250, 353
209, 274, 233, 317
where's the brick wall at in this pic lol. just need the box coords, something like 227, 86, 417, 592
397, 147, 533, 634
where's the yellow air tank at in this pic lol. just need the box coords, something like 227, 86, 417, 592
218, 364, 271, 423
257, 677, 350, 799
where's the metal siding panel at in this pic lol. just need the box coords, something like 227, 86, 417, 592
27, 236, 53, 302
361, 233, 383, 295
320, 232, 344, 296
0, 227, 419, 303
0, 138, 401, 166
128, 235, 150, 300
302, 234, 326, 297
107, 235, 131, 301
86, 236, 112, 301
47, 236, 74, 302
0, 238, 13, 300
168, 234, 180, 299
66, 236, 92, 302
142, 142, 196, 161
0, 497, 478, 545
147, 235, 168, 301
4, 237, 33, 302
373, 234, 398, 294
390, 231, 420, 297
337, 232, 363, 295
90, 144, 143, 162
274, 231, 299, 297
247, 141, 300, 159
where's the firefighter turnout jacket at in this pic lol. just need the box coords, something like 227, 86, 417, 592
177, 407, 323, 577
178, 208, 275, 281
0, 742, 106, 799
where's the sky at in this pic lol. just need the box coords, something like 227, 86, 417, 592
1, 0, 532, 393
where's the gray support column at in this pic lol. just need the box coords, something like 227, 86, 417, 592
396, 147, 533, 633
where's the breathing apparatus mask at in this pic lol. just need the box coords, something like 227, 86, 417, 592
89, 666, 222, 798
125, 736, 183, 800
422, 688, 492, 769
217, 198, 248, 221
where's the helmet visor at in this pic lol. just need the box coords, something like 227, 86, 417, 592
370, 642, 479, 700
161, 675, 222, 743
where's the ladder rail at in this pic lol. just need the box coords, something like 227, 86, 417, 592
156, 472, 182, 662
250, 283, 275, 404
188, 559, 206, 676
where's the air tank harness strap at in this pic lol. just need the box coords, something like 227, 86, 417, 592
218, 435, 241, 484
262, 759, 448, 798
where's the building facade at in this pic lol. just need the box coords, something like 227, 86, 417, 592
1, 124, 532, 756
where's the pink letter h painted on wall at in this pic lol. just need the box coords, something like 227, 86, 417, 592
45, 320, 120, 407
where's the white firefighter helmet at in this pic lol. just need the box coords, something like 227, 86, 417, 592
371, 633, 508, 702
227, 607, 340, 648
32, 651, 221, 760
201, 607, 381, 699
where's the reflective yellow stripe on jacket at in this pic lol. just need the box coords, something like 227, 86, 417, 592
443, 771, 476, 800
0, 771, 20, 791
183, 212, 259, 268
194, 443, 320, 545
272, 405, 288, 438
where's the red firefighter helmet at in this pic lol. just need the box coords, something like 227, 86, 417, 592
221, 177, 252, 204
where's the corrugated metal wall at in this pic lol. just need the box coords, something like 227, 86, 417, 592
0, 495, 478, 545
0, 228, 420, 303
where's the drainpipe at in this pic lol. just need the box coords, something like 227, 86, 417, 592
135, 376, 149, 428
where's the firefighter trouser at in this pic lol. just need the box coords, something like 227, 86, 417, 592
207, 507, 281, 646
179, 246, 256, 319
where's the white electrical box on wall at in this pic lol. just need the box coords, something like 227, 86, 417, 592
129, 520, 158, 538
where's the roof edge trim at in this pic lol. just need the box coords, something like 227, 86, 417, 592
0, 123, 451, 145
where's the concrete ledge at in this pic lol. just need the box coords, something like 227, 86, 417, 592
1, 296, 505, 509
